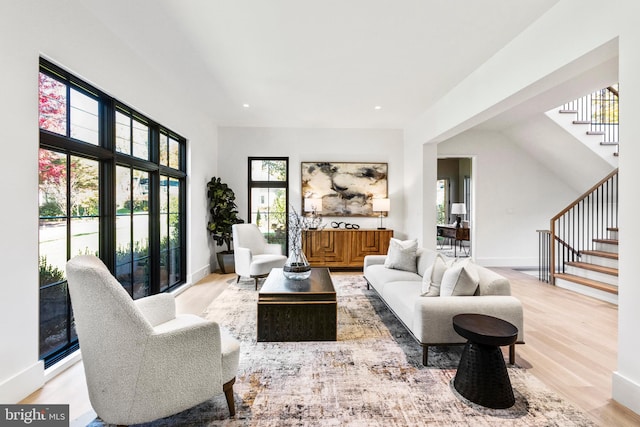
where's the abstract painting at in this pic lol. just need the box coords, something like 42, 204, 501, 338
301, 162, 388, 216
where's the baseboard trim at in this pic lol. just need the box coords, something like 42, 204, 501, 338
172, 264, 212, 297
0, 360, 44, 403
189, 264, 211, 286
473, 257, 538, 267
612, 371, 640, 416
45, 350, 82, 382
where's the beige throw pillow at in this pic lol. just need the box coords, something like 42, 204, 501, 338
384, 238, 418, 273
439, 258, 480, 296
421, 255, 450, 297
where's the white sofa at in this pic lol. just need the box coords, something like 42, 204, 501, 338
363, 248, 524, 366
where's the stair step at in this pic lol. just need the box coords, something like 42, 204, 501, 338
608, 227, 618, 232
573, 120, 591, 124
594, 238, 618, 245
559, 109, 578, 114
581, 250, 618, 260
600, 141, 619, 146
587, 130, 606, 135
566, 261, 618, 276
555, 273, 618, 294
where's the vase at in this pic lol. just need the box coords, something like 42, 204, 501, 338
283, 248, 311, 280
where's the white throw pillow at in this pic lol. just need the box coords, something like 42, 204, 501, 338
384, 238, 418, 272
439, 258, 480, 296
421, 255, 450, 297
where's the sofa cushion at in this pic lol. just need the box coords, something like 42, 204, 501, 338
384, 238, 418, 272
440, 258, 479, 296
381, 281, 422, 328
365, 264, 422, 295
415, 248, 439, 277
420, 255, 450, 297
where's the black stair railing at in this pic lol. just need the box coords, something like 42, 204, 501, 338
537, 230, 551, 283
543, 169, 618, 284
561, 85, 619, 146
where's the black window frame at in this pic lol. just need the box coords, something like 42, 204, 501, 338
38, 58, 187, 367
247, 157, 289, 252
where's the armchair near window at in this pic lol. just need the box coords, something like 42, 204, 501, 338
66, 255, 240, 426
232, 223, 287, 289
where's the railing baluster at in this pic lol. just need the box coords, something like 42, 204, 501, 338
562, 84, 618, 144
547, 169, 618, 284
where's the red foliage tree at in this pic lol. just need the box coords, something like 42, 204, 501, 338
38, 72, 66, 135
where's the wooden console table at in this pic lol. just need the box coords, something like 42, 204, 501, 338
302, 228, 393, 269
437, 225, 470, 257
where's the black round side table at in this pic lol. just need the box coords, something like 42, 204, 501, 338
452, 313, 519, 409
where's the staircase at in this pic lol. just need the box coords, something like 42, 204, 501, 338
549, 85, 619, 165
538, 169, 619, 305
554, 227, 618, 304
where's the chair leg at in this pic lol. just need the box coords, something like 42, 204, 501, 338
223, 377, 236, 416
236, 275, 241, 283
422, 345, 429, 366
509, 344, 515, 365
254, 277, 259, 290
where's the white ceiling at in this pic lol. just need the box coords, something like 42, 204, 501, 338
81, 0, 561, 129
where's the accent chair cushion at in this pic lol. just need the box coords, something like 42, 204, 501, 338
384, 238, 418, 273
439, 258, 480, 296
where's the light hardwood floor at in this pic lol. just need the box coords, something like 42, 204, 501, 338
21, 269, 640, 426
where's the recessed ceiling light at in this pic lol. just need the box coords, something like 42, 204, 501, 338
374, 105, 382, 110
242, 103, 250, 108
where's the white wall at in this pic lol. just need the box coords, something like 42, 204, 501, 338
504, 112, 615, 193
0, 0, 217, 402
614, 0, 640, 413
438, 130, 577, 267
217, 127, 406, 248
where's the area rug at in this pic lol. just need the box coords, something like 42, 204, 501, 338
437, 243, 470, 259
89, 275, 595, 426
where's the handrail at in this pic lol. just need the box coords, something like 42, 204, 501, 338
607, 86, 619, 98
551, 168, 619, 222
549, 169, 618, 284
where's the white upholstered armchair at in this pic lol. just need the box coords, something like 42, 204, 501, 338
232, 223, 287, 289
66, 255, 240, 425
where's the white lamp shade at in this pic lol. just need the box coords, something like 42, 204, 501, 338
451, 203, 466, 215
304, 197, 323, 212
372, 198, 390, 212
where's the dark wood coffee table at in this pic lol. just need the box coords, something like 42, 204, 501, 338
257, 268, 337, 342
452, 313, 519, 409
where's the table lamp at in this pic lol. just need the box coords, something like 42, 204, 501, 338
451, 203, 466, 228
372, 198, 390, 230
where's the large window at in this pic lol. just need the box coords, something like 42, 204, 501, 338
38, 59, 187, 367
248, 158, 288, 253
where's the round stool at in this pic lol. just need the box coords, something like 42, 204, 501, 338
452, 313, 518, 409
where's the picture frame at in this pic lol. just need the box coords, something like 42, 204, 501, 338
301, 162, 388, 217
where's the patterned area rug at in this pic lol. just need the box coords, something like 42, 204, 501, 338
89, 275, 594, 426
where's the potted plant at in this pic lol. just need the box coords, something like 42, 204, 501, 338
207, 177, 244, 273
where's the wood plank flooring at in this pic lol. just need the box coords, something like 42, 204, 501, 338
495, 268, 640, 426
21, 269, 640, 426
